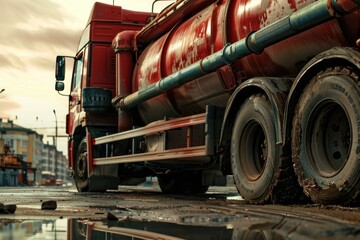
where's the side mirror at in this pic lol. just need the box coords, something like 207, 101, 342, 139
55, 56, 66, 81
55, 82, 65, 91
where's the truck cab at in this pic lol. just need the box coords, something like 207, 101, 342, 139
55, 3, 153, 190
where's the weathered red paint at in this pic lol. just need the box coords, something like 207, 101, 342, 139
113, 31, 138, 132
133, 0, 359, 124
66, 2, 152, 136
135, 0, 217, 45
227, 0, 355, 78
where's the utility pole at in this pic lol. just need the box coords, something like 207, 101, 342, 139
53, 109, 58, 181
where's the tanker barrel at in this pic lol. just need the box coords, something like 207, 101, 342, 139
116, 0, 360, 111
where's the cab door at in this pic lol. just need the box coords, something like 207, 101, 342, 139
67, 51, 84, 136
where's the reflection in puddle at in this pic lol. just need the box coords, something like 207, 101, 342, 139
72, 219, 234, 240
0, 218, 283, 240
0, 219, 68, 240
1, 216, 360, 240
226, 195, 243, 200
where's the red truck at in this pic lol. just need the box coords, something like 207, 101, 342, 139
55, 0, 360, 205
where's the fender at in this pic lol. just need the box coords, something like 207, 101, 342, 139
283, 47, 360, 146
219, 77, 292, 147
68, 124, 86, 170
68, 109, 86, 166
71, 125, 119, 191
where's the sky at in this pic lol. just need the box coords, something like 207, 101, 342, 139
0, 0, 170, 154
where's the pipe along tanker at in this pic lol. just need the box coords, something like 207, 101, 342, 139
55, 0, 360, 204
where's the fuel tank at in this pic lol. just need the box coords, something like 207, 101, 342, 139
133, 0, 359, 123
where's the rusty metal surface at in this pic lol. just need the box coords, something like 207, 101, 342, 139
127, 0, 359, 120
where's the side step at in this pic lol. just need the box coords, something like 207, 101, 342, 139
91, 106, 223, 165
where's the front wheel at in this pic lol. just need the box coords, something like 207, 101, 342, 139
292, 67, 360, 204
74, 139, 89, 192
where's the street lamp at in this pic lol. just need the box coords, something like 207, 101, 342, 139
53, 109, 58, 181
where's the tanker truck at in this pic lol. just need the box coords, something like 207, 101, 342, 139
54, 0, 360, 205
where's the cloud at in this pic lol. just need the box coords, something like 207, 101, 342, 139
0, 0, 81, 73
31, 56, 57, 72
5, 27, 81, 53
0, 53, 27, 71
0, 54, 18, 69
0, 99, 22, 112
0, 45, 74, 72
0, 1, 81, 50
0, 1, 67, 28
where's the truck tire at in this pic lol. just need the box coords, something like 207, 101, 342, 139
158, 172, 208, 194
292, 67, 360, 204
74, 139, 90, 192
231, 94, 280, 204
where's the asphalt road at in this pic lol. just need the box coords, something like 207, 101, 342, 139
1, 185, 360, 239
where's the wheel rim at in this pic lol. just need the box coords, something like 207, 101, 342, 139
76, 151, 87, 180
239, 120, 267, 181
306, 100, 351, 178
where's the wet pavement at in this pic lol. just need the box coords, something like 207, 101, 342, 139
1, 185, 360, 239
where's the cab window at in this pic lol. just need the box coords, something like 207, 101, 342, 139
72, 55, 83, 90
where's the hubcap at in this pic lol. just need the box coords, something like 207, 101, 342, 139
240, 120, 267, 181
307, 101, 351, 178
76, 152, 87, 179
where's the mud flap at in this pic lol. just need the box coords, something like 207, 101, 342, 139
88, 175, 119, 191
202, 170, 227, 186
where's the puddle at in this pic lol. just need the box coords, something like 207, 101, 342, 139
0, 218, 235, 240
1, 216, 360, 240
225, 194, 243, 200
0, 219, 68, 240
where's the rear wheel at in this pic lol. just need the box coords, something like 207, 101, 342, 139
231, 94, 279, 203
231, 94, 301, 204
74, 139, 89, 192
292, 67, 360, 204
